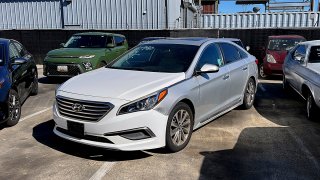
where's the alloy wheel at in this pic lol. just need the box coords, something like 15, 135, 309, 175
8, 93, 20, 121
245, 80, 255, 106
170, 109, 191, 146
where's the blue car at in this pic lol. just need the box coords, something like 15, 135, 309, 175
0, 38, 38, 126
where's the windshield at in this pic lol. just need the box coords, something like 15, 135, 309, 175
268, 38, 305, 51
108, 44, 199, 73
0, 44, 4, 66
64, 35, 108, 48
309, 46, 320, 63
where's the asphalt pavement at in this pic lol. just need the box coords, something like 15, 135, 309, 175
0, 70, 319, 180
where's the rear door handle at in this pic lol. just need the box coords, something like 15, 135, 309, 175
223, 74, 229, 80
242, 66, 248, 71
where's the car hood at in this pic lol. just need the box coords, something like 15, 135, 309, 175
267, 50, 288, 64
58, 68, 186, 101
47, 48, 105, 57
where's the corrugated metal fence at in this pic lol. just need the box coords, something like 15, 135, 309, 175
202, 12, 320, 29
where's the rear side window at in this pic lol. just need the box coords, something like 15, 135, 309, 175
232, 40, 244, 48
114, 36, 125, 46
218, 43, 241, 64
0, 44, 4, 65
196, 44, 223, 70
13, 41, 26, 57
309, 46, 320, 63
9, 43, 20, 61
238, 48, 248, 59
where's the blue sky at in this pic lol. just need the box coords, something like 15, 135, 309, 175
219, 0, 319, 13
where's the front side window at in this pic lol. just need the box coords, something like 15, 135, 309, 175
218, 43, 241, 64
0, 44, 4, 66
13, 41, 25, 57
109, 44, 199, 73
293, 45, 306, 61
309, 46, 320, 63
196, 44, 223, 70
64, 35, 108, 48
268, 38, 305, 51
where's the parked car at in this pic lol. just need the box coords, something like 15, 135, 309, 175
283, 40, 320, 120
53, 38, 258, 152
260, 35, 306, 78
43, 32, 128, 77
0, 38, 38, 126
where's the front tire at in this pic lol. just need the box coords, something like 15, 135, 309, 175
259, 64, 267, 79
5, 90, 21, 127
306, 91, 318, 121
241, 78, 256, 110
283, 75, 289, 91
165, 102, 194, 152
30, 71, 38, 95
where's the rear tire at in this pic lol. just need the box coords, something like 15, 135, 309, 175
241, 78, 256, 110
282, 75, 289, 91
306, 91, 318, 121
165, 102, 194, 152
5, 90, 21, 127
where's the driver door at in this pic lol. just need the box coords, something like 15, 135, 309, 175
195, 43, 230, 124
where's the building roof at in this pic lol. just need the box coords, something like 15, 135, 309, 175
269, 35, 305, 39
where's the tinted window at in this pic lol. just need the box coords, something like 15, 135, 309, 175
64, 35, 108, 48
219, 43, 241, 64
268, 38, 305, 51
115, 36, 125, 46
232, 40, 244, 48
196, 44, 223, 70
109, 44, 199, 73
0, 44, 4, 66
9, 43, 20, 61
309, 46, 320, 63
13, 41, 25, 57
238, 48, 248, 59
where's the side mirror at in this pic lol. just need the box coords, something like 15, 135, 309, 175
60, 43, 65, 48
246, 46, 250, 51
196, 64, 219, 74
12, 58, 27, 65
107, 43, 116, 48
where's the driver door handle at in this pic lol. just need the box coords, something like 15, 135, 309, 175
223, 74, 229, 80
242, 66, 248, 71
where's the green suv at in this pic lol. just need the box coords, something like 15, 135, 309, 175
43, 32, 128, 77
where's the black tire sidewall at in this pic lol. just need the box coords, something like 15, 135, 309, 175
31, 71, 38, 95
307, 92, 318, 121
6, 90, 21, 127
165, 102, 194, 152
242, 78, 256, 110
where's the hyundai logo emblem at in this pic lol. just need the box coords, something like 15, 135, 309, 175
72, 103, 85, 112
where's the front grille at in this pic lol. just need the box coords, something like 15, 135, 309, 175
46, 64, 81, 76
56, 96, 114, 122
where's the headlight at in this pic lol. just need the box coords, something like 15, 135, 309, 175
79, 55, 95, 59
266, 54, 276, 63
118, 89, 168, 115
82, 62, 93, 71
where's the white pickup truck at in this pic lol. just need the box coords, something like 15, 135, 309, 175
283, 40, 320, 120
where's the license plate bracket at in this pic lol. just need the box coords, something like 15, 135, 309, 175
57, 65, 68, 72
67, 121, 84, 137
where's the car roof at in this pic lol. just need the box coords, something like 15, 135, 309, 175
143, 37, 238, 46
73, 32, 125, 37
269, 35, 305, 39
220, 38, 241, 42
300, 40, 320, 46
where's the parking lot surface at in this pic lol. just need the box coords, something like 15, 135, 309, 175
0, 69, 320, 180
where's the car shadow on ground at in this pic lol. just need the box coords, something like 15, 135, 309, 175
32, 120, 152, 162
38, 77, 69, 85
199, 81, 320, 179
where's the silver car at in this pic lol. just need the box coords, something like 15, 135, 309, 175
53, 38, 258, 152
283, 40, 320, 120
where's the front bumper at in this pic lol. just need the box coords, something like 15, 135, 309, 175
53, 100, 168, 151
263, 62, 283, 76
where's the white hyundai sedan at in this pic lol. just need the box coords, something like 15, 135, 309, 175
53, 38, 258, 152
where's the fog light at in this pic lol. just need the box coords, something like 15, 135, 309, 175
83, 62, 93, 71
